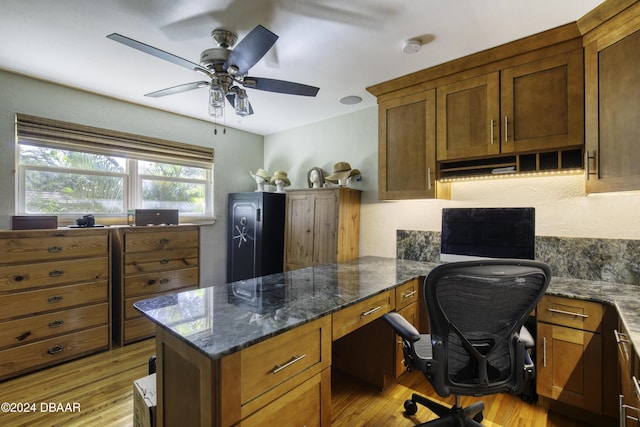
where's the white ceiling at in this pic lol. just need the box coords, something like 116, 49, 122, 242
1, 0, 604, 136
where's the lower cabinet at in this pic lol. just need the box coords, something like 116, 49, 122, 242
155, 315, 332, 427
536, 295, 617, 424
616, 318, 640, 427
394, 279, 420, 378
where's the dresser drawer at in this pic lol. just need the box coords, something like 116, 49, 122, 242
0, 230, 108, 264
240, 316, 331, 406
0, 281, 108, 321
333, 290, 395, 340
538, 295, 604, 332
123, 248, 199, 275
0, 303, 108, 349
124, 317, 156, 343
0, 257, 109, 292
123, 267, 199, 298
123, 228, 199, 253
396, 279, 420, 311
124, 287, 197, 320
0, 325, 109, 381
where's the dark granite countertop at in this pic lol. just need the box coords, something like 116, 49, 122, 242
135, 256, 640, 360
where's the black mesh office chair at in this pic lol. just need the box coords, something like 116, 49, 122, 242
384, 259, 550, 426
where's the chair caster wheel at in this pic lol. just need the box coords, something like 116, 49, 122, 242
473, 412, 483, 423
404, 399, 418, 416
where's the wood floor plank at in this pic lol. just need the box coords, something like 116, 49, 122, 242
0, 338, 588, 426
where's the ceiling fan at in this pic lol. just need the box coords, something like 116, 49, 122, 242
107, 25, 319, 118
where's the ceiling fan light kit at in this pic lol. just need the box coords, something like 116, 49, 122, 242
107, 25, 319, 122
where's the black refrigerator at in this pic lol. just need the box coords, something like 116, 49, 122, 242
227, 192, 286, 282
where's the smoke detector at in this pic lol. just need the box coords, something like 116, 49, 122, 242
402, 38, 422, 54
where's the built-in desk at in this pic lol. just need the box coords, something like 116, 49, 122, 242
135, 256, 640, 427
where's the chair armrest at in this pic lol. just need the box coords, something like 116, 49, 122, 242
383, 312, 421, 343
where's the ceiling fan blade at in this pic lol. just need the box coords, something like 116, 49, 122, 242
145, 81, 209, 98
224, 25, 278, 75
226, 93, 254, 115
107, 33, 210, 75
245, 77, 319, 97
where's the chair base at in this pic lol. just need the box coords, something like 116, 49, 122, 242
405, 393, 484, 426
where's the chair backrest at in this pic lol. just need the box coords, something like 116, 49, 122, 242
424, 259, 550, 397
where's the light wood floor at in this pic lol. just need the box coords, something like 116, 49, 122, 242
0, 339, 584, 427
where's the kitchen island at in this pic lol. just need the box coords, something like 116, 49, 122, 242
135, 256, 640, 427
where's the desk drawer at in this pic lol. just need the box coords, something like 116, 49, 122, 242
538, 295, 603, 332
123, 228, 199, 253
0, 257, 109, 292
332, 290, 394, 340
396, 279, 420, 310
240, 316, 330, 405
123, 267, 199, 298
124, 317, 156, 343
0, 303, 108, 349
0, 281, 108, 321
0, 325, 109, 381
0, 230, 108, 264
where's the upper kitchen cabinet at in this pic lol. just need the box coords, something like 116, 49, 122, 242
581, 1, 640, 193
500, 49, 584, 153
437, 49, 584, 161
377, 90, 439, 200
437, 73, 500, 160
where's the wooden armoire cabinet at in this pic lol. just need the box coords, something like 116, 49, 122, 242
284, 187, 360, 271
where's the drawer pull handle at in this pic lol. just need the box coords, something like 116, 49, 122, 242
48, 320, 65, 328
159, 238, 169, 245
272, 354, 306, 374
47, 344, 65, 355
542, 337, 547, 368
614, 329, 630, 344
49, 270, 64, 277
402, 290, 417, 299
48, 295, 64, 304
17, 331, 32, 341
547, 308, 588, 318
361, 306, 382, 318
147, 279, 156, 286
14, 275, 25, 282
48, 246, 63, 253
159, 278, 169, 284
160, 259, 169, 264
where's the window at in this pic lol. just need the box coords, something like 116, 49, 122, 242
15, 114, 214, 220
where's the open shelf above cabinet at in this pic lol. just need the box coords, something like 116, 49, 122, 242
438, 148, 584, 181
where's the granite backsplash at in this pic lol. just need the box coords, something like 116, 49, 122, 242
397, 230, 640, 286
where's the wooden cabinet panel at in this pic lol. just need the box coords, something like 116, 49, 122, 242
394, 301, 418, 378
437, 73, 500, 161
124, 248, 198, 275
123, 267, 199, 298
379, 90, 437, 199
537, 322, 602, 411
395, 279, 420, 311
585, 22, 640, 193
123, 228, 199, 252
501, 49, 584, 153
538, 295, 603, 333
284, 188, 360, 271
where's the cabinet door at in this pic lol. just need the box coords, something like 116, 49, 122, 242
284, 193, 314, 270
585, 28, 640, 193
378, 90, 436, 199
311, 192, 338, 266
536, 322, 602, 412
437, 73, 500, 160
501, 49, 584, 153
394, 302, 418, 378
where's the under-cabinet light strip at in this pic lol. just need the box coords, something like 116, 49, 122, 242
439, 168, 584, 183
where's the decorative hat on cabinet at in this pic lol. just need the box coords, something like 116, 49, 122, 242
250, 168, 271, 192
325, 162, 361, 186
270, 170, 291, 193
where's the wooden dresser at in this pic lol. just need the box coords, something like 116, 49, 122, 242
112, 225, 200, 346
0, 228, 110, 381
